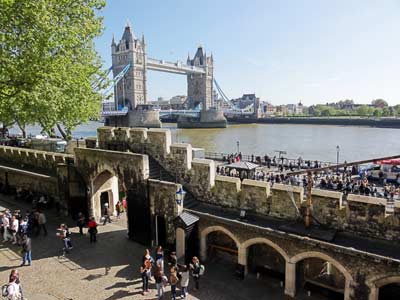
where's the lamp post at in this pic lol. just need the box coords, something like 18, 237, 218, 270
336, 145, 340, 174
237, 141, 240, 154
175, 187, 186, 206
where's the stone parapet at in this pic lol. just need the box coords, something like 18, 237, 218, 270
240, 179, 270, 214
345, 194, 400, 240
312, 188, 344, 226
0, 145, 73, 173
211, 175, 241, 207
270, 184, 303, 219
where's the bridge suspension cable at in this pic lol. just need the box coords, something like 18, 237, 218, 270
213, 78, 254, 113
91, 66, 113, 90
103, 64, 131, 96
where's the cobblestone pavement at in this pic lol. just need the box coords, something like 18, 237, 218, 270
0, 195, 328, 300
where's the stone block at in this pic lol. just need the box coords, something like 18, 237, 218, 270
270, 184, 303, 219
240, 179, 270, 215
147, 129, 171, 159
113, 127, 130, 142
211, 175, 241, 207
345, 194, 392, 239
312, 188, 344, 226
189, 159, 215, 200
168, 143, 192, 171
85, 137, 97, 149
97, 126, 114, 149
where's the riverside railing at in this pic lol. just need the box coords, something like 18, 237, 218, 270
204, 151, 334, 168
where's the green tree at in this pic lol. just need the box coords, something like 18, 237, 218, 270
373, 108, 382, 117
382, 107, 390, 117
0, 0, 106, 139
356, 105, 372, 116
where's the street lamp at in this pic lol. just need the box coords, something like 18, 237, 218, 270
175, 187, 186, 206
336, 145, 340, 174
236, 141, 240, 154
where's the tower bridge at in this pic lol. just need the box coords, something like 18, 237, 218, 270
103, 23, 227, 128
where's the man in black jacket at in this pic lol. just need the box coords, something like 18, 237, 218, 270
20, 234, 32, 266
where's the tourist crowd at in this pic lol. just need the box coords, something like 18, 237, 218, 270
140, 246, 205, 300
216, 164, 400, 201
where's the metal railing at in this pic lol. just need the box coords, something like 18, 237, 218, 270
205, 151, 334, 168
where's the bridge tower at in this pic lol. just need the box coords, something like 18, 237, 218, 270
187, 46, 214, 111
111, 23, 147, 110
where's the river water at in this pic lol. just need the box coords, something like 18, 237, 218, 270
8, 122, 400, 163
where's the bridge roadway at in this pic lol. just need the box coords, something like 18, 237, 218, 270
147, 57, 205, 75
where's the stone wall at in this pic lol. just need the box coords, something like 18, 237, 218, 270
149, 179, 182, 244
210, 175, 241, 208
93, 126, 400, 242
270, 184, 304, 219
345, 194, 400, 240
312, 189, 345, 227
240, 179, 270, 215
0, 145, 73, 174
0, 167, 59, 197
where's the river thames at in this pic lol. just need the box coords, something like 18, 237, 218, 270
9, 122, 400, 163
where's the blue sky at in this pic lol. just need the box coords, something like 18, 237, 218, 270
95, 0, 400, 105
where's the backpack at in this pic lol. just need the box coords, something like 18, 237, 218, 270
199, 264, 205, 276
1, 284, 9, 297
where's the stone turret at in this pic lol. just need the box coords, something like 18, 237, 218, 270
111, 23, 146, 110
107, 24, 160, 128
187, 46, 214, 110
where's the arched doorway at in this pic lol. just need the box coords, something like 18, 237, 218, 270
242, 238, 289, 288
200, 226, 240, 274
91, 170, 119, 221
206, 230, 238, 266
290, 252, 352, 300
368, 275, 400, 300
379, 283, 400, 300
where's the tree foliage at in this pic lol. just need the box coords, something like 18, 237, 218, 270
0, 0, 106, 139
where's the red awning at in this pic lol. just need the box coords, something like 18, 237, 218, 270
374, 159, 400, 165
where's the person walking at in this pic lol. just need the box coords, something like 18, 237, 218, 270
10, 215, 19, 245
179, 265, 190, 299
102, 204, 111, 225
115, 201, 121, 219
140, 258, 151, 295
57, 224, 72, 256
155, 245, 164, 272
20, 235, 31, 267
154, 265, 164, 300
37, 210, 47, 236
189, 256, 202, 291
1, 213, 10, 242
77, 212, 85, 235
4, 269, 23, 300
169, 266, 179, 300
87, 217, 98, 243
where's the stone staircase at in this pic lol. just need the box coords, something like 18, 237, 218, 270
147, 156, 199, 209
148, 157, 175, 182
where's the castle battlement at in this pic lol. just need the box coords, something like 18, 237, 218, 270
94, 126, 400, 241
0, 145, 73, 172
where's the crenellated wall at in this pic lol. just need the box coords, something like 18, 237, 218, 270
270, 184, 304, 219
93, 126, 400, 241
0, 145, 73, 174
2, 126, 396, 243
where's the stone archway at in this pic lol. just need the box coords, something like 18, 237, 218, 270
240, 237, 289, 294
290, 251, 353, 300
241, 237, 290, 264
367, 275, 400, 300
90, 169, 118, 221
200, 225, 240, 261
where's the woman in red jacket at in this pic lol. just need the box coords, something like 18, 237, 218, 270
87, 217, 98, 243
